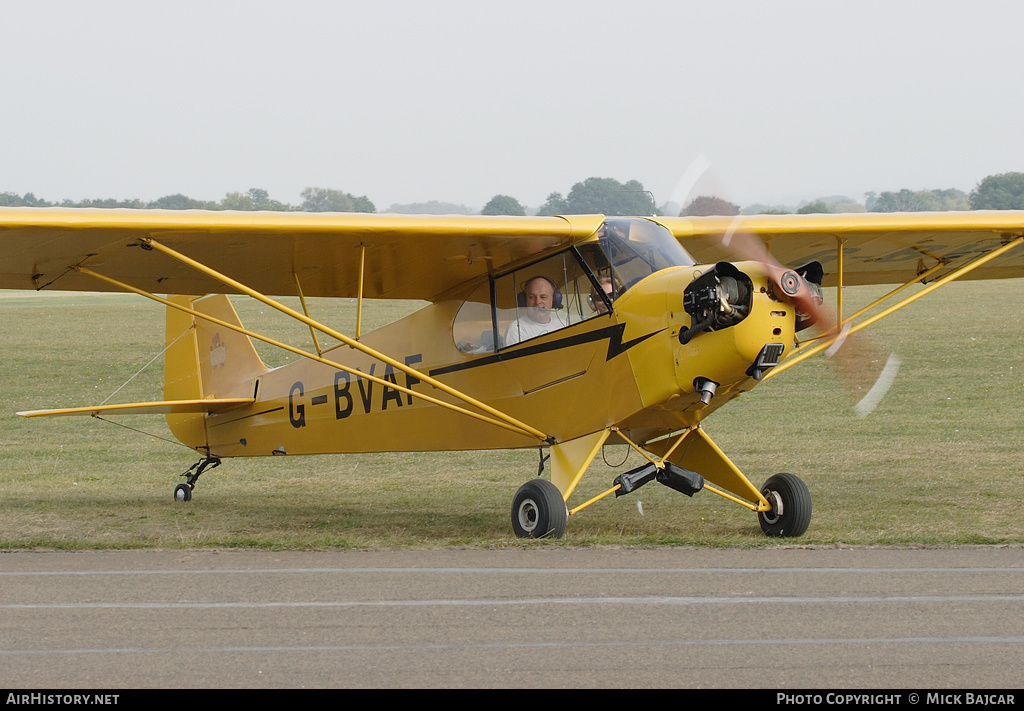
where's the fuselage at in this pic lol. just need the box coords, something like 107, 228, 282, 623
169, 219, 798, 458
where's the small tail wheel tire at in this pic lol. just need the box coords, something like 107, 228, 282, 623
511, 479, 567, 539
758, 472, 811, 537
174, 483, 193, 502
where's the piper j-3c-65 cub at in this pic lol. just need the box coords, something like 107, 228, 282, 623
3, 208, 1023, 538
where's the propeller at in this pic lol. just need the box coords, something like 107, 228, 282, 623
671, 159, 899, 416
721, 215, 899, 416
721, 215, 830, 336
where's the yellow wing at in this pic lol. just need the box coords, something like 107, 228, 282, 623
659, 211, 1024, 286
0, 207, 602, 300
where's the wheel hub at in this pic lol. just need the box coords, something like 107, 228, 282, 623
517, 499, 539, 533
761, 489, 784, 524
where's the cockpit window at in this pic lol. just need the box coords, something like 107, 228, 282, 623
599, 217, 696, 290
453, 249, 614, 354
452, 218, 694, 355
494, 251, 607, 349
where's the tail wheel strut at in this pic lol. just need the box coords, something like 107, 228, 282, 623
174, 456, 221, 502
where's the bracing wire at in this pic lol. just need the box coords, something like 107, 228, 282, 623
100, 326, 194, 405
91, 414, 196, 451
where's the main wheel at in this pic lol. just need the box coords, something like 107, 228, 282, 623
173, 483, 192, 502
758, 472, 811, 537
511, 480, 567, 539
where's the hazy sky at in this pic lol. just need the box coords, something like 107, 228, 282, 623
4, 0, 1023, 211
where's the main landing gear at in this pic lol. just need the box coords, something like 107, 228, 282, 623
173, 456, 221, 502
510, 470, 811, 540
511, 480, 567, 539
757, 472, 812, 537
509, 428, 812, 540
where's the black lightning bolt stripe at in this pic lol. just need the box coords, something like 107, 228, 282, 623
428, 323, 664, 377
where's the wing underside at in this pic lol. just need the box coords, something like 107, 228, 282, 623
660, 212, 1024, 286
0, 208, 601, 301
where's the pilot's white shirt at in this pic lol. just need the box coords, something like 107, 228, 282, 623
504, 310, 567, 346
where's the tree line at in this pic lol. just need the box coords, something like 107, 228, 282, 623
683, 173, 1024, 216
0, 187, 375, 213
3, 173, 1023, 217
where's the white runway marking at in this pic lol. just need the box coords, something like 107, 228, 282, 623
2, 566, 1022, 577
3, 636, 1024, 657
4, 592, 1024, 610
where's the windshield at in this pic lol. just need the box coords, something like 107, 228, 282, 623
598, 217, 695, 289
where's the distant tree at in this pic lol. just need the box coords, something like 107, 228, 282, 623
866, 189, 920, 212
867, 188, 969, 212
825, 200, 867, 213
536, 192, 568, 216
385, 200, 469, 214
969, 173, 1024, 210
244, 188, 291, 211
149, 194, 216, 210
931, 188, 970, 211
301, 187, 375, 213
797, 200, 830, 214
220, 191, 256, 210
742, 203, 793, 215
0, 192, 52, 207
480, 194, 526, 216
563, 177, 655, 215
681, 195, 740, 216
60, 197, 147, 208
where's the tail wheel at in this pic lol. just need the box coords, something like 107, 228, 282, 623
511, 480, 567, 539
758, 472, 811, 537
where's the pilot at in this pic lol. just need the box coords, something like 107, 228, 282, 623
504, 275, 566, 346
589, 276, 615, 315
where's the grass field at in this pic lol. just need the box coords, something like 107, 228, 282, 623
1, 278, 1022, 549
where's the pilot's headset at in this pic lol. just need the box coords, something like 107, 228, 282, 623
517, 275, 563, 309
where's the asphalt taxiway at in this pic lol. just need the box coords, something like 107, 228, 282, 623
1, 547, 1022, 688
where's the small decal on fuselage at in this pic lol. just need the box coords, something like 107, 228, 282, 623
209, 333, 226, 369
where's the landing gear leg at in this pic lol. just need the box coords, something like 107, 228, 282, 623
174, 456, 221, 502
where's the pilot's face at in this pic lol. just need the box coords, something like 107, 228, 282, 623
525, 278, 554, 322
591, 281, 613, 313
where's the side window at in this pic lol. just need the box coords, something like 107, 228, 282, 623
495, 264, 567, 349
494, 250, 609, 349
453, 248, 616, 355
453, 281, 496, 354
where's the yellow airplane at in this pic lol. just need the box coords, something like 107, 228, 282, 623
2, 207, 1022, 538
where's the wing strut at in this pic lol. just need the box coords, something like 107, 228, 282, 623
293, 271, 323, 356
76, 245, 552, 444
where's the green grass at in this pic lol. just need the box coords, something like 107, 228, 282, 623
1, 279, 1022, 549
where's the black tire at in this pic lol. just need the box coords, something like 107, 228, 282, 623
174, 483, 192, 502
758, 472, 811, 537
511, 480, 567, 539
